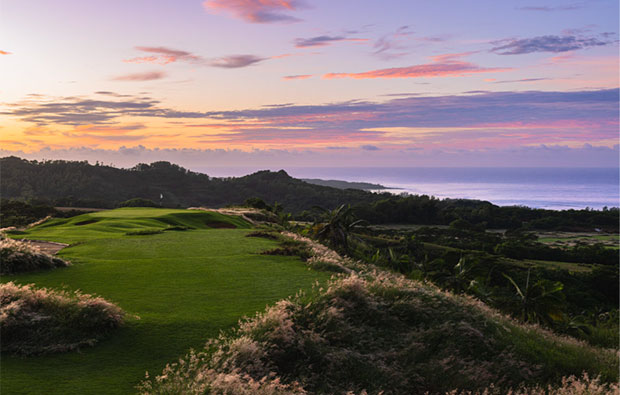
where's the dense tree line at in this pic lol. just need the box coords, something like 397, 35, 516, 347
351, 195, 619, 232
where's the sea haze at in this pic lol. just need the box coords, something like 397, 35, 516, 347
201, 167, 619, 210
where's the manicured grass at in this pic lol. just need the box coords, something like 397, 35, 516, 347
537, 232, 619, 250
505, 258, 595, 273
1, 208, 329, 394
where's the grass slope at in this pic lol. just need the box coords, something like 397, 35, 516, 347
1, 208, 329, 394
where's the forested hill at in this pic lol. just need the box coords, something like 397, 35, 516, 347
3, 156, 618, 231
0, 156, 383, 212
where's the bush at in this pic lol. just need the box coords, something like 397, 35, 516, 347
245, 231, 280, 240
118, 198, 159, 208
0, 238, 70, 275
0, 282, 125, 355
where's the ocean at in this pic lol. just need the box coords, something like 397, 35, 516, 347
201, 167, 620, 210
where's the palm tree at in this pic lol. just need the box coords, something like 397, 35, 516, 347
313, 204, 367, 253
502, 269, 565, 325
438, 256, 476, 294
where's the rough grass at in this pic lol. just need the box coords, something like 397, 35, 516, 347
140, 233, 618, 395
0, 237, 70, 275
1, 208, 329, 394
450, 373, 618, 394
0, 282, 125, 355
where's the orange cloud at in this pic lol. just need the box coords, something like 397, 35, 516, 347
124, 56, 165, 65
323, 53, 510, 79
0, 50, 11, 55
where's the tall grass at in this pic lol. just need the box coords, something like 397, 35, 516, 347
139, 251, 617, 394
0, 237, 69, 274
1, 282, 125, 355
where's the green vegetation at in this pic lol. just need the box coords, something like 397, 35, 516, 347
118, 198, 159, 208
1, 157, 383, 212
303, 214, 619, 349
1, 208, 329, 394
0, 198, 85, 228
302, 178, 387, 190
0, 237, 70, 275
1, 282, 125, 355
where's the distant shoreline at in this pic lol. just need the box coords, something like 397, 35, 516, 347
302, 178, 392, 191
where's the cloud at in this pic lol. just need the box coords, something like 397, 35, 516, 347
361, 145, 380, 151
282, 74, 312, 80
491, 34, 613, 55
94, 91, 133, 97
5, 89, 617, 152
293, 35, 368, 48
208, 55, 266, 68
124, 46, 202, 65
517, 3, 583, 11
323, 53, 509, 79
203, 0, 304, 23
112, 71, 167, 81
373, 26, 414, 60
0, 50, 11, 55
492, 78, 550, 84
2, 94, 204, 126
3, 144, 618, 170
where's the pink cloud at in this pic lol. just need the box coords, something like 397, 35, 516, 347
112, 71, 167, 81
294, 35, 368, 48
282, 74, 312, 80
203, 0, 304, 23
323, 54, 510, 79
124, 46, 202, 65
209, 55, 265, 68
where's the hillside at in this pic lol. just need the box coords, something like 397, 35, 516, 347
302, 178, 388, 190
0, 156, 382, 213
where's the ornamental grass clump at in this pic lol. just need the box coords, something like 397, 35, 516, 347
0, 237, 69, 275
140, 270, 617, 394
0, 282, 125, 355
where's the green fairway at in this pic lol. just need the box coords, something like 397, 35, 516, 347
1, 208, 329, 394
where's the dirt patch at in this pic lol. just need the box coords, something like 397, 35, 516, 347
23, 240, 69, 255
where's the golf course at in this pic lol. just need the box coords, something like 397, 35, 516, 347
1, 208, 329, 394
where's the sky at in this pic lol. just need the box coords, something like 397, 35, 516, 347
1, 0, 618, 169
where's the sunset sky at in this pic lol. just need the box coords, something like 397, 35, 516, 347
1, 0, 618, 169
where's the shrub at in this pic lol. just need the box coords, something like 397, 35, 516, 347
0, 238, 70, 275
0, 282, 125, 355
164, 225, 193, 231
118, 198, 159, 208
246, 231, 280, 240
